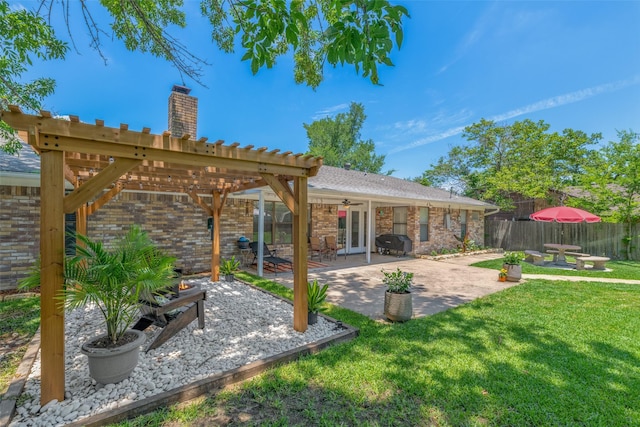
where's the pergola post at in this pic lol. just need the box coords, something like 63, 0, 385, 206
211, 191, 221, 282
39, 150, 66, 404
292, 176, 308, 332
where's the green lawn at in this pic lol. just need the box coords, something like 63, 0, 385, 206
113, 272, 640, 427
472, 256, 640, 280
0, 296, 40, 397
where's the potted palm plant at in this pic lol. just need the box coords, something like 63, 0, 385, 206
20, 225, 176, 384
502, 251, 523, 282
220, 256, 241, 281
381, 267, 414, 322
307, 279, 329, 325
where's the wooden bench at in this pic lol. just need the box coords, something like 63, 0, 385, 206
576, 256, 610, 271
524, 250, 546, 266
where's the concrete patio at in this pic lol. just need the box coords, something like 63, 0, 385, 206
263, 251, 514, 320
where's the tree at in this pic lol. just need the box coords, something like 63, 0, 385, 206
0, 0, 67, 153
416, 118, 601, 210
304, 102, 387, 173
1, 0, 409, 153
571, 130, 639, 258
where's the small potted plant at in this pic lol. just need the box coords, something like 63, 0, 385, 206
502, 251, 523, 282
20, 225, 176, 384
307, 279, 329, 325
498, 268, 508, 282
381, 267, 414, 322
220, 256, 241, 281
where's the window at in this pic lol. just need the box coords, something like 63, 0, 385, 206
419, 207, 429, 241
252, 201, 311, 244
393, 207, 407, 235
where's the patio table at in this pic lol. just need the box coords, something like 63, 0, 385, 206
543, 243, 581, 265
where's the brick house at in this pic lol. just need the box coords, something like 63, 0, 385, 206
0, 87, 496, 290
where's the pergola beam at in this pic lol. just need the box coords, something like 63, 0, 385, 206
87, 183, 124, 215
63, 157, 141, 213
260, 173, 298, 215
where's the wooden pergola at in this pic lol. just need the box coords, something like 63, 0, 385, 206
1, 107, 322, 405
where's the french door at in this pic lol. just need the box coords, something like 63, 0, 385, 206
337, 206, 368, 254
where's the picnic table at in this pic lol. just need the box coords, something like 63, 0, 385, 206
543, 243, 584, 265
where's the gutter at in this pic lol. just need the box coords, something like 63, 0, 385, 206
484, 207, 501, 217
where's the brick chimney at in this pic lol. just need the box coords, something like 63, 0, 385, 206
168, 85, 197, 139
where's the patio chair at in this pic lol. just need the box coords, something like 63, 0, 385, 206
133, 283, 207, 352
249, 241, 293, 275
325, 235, 345, 260
309, 236, 324, 262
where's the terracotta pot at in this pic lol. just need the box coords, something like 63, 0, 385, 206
498, 276, 507, 282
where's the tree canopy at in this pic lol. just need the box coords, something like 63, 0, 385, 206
304, 102, 387, 174
416, 118, 601, 210
1, 0, 409, 153
569, 129, 640, 256
0, 0, 67, 153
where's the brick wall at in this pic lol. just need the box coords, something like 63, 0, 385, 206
1, 185, 487, 290
168, 87, 198, 138
0, 186, 41, 290
88, 192, 254, 274
373, 206, 485, 255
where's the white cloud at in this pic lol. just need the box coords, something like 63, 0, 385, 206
387, 76, 640, 155
311, 103, 349, 120
437, 3, 496, 75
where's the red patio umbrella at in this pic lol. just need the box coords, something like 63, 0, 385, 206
529, 206, 601, 223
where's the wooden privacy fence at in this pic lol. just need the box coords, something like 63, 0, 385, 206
485, 221, 640, 260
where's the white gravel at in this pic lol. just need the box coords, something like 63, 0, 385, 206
9, 278, 341, 426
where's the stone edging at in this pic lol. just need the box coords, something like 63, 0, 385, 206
0, 326, 41, 427
417, 248, 503, 261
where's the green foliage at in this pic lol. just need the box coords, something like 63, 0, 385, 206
304, 102, 388, 173
0, 295, 40, 395
220, 256, 241, 275
20, 225, 176, 345
0, 0, 68, 154
307, 279, 328, 313
570, 129, 639, 258
503, 251, 523, 265
473, 258, 640, 280
381, 267, 413, 293
418, 118, 601, 210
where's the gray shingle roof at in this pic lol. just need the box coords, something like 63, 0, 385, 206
309, 165, 495, 208
0, 143, 494, 209
0, 141, 40, 173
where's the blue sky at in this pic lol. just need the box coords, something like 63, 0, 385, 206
15, 0, 640, 180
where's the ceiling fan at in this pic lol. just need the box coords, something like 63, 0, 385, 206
341, 199, 363, 208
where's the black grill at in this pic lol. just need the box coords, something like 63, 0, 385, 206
375, 234, 412, 256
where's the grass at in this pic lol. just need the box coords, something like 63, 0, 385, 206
111, 272, 640, 427
471, 256, 640, 280
0, 296, 40, 397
